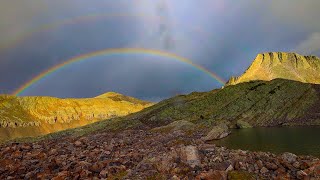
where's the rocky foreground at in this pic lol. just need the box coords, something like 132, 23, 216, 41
1, 129, 320, 180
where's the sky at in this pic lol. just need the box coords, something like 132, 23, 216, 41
0, 0, 320, 101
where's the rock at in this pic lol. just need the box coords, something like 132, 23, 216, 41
196, 170, 227, 180
296, 170, 308, 179
74, 141, 82, 147
171, 175, 180, 180
235, 120, 252, 129
292, 161, 300, 169
281, 152, 297, 163
226, 165, 234, 172
180, 146, 201, 168
260, 167, 269, 174
99, 169, 108, 178
52, 171, 70, 180
265, 162, 278, 170
304, 161, 320, 178
274, 172, 291, 180
227, 170, 256, 180
202, 124, 230, 141
256, 160, 263, 169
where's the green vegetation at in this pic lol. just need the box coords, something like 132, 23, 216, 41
129, 79, 320, 128
3, 79, 320, 144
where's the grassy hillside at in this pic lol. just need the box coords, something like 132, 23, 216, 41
130, 79, 320, 128
11, 78, 320, 144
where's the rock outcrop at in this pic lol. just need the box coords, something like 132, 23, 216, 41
0, 93, 152, 141
202, 124, 230, 141
226, 52, 320, 86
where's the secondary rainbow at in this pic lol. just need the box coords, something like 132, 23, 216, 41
0, 12, 211, 52
13, 48, 226, 95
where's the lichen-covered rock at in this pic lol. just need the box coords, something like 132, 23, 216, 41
236, 120, 252, 129
281, 152, 297, 163
202, 124, 230, 141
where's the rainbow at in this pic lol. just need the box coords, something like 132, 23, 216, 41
13, 48, 226, 95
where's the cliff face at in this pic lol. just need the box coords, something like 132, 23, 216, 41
0, 93, 152, 141
226, 52, 320, 86
131, 79, 320, 128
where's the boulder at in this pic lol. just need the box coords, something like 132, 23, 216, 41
281, 152, 297, 163
180, 145, 201, 168
202, 124, 230, 141
236, 120, 252, 129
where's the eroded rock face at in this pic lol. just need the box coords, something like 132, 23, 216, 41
202, 124, 230, 141
226, 52, 320, 86
0, 93, 152, 140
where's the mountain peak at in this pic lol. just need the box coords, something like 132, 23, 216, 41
226, 52, 320, 85
95, 92, 123, 98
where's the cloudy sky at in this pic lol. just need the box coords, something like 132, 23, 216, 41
0, 0, 320, 101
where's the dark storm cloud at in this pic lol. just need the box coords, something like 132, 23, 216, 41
1, 0, 320, 100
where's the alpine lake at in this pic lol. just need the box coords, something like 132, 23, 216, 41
214, 126, 320, 157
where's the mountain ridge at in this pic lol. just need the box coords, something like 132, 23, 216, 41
226, 52, 320, 86
0, 92, 153, 141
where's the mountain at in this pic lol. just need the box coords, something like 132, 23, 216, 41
0, 93, 152, 141
129, 79, 320, 128
226, 52, 320, 86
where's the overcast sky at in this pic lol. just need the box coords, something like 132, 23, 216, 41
0, 0, 320, 101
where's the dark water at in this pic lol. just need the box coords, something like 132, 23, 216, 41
214, 127, 320, 157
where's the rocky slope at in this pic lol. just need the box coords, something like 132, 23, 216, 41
226, 52, 320, 86
130, 79, 320, 128
0, 92, 152, 141
1, 128, 319, 179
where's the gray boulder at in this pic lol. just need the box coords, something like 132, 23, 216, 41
202, 124, 230, 141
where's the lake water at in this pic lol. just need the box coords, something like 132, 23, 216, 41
213, 127, 320, 157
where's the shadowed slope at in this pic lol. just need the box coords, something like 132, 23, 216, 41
131, 79, 320, 128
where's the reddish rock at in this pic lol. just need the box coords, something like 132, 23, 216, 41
99, 169, 108, 178
274, 172, 291, 180
74, 141, 82, 147
260, 167, 269, 174
265, 162, 278, 170
296, 170, 309, 179
52, 171, 70, 180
